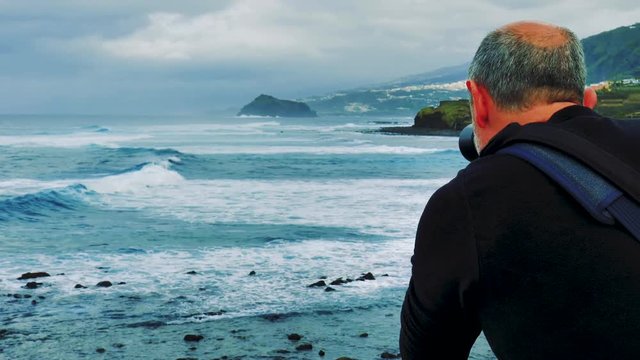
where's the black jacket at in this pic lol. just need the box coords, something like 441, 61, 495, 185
400, 106, 640, 359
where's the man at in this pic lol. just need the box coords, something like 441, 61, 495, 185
400, 21, 640, 359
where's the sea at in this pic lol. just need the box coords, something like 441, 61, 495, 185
0, 114, 497, 360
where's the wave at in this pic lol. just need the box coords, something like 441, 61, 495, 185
85, 162, 184, 194
0, 133, 151, 148
0, 184, 91, 221
173, 145, 451, 155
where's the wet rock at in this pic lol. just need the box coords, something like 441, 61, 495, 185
24, 282, 42, 289
381, 274, 389, 277
359, 332, 369, 338
295, 343, 313, 351
117, 282, 127, 285
249, 270, 256, 276
96, 281, 113, 288
380, 351, 401, 359
330, 278, 348, 286
357, 272, 376, 281
17, 272, 50, 280
183, 334, 204, 342
319, 349, 326, 357
96, 347, 106, 353
31, 300, 37, 305
38, 296, 45, 299
74, 284, 87, 289
319, 276, 327, 279
336, 357, 356, 360
325, 287, 336, 292
186, 271, 198, 275
308, 280, 326, 288
11, 294, 22, 299
287, 333, 303, 341
23, 294, 32, 299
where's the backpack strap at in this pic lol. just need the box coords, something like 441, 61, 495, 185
498, 143, 640, 242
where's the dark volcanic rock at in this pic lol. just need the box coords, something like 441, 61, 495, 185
357, 272, 376, 281
359, 332, 369, 338
74, 284, 87, 289
319, 349, 326, 357
324, 287, 336, 292
295, 343, 313, 351
238, 94, 317, 118
308, 280, 326, 288
183, 334, 204, 342
96, 281, 113, 288
381, 351, 401, 359
330, 278, 348, 286
96, 347, 106, 353
17, 272, 50, 280
24, 282, 42, 289
186, 271, 198, 275
287, 333, 303, 341
248, 270, 256, 276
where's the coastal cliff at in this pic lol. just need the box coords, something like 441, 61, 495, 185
238, 94, 317, 117
380, 99, 471, 136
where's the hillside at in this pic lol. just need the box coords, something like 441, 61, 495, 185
583, 23, 640, 83
595, 82, 640, 119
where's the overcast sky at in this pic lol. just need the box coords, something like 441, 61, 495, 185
0, 0, 639, 114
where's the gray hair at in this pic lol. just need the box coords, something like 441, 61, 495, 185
468, 25, 586, 110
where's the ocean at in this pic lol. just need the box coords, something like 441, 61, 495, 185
0, 114, 496, 359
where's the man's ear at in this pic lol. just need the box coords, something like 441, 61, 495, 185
466, 80, 490, 128
583, 87, 598, 109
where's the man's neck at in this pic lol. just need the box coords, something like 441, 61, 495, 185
497, 102, 579, 126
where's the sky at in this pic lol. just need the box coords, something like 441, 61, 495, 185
0, 0, 639, 114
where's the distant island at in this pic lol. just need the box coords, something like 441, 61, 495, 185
238, 94, 317, 117
380, 99, 471, 136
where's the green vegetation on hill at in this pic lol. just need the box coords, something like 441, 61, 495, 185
238, 94, 317, 117
582, 23, 640, 83
595, 82, 640, 119
414, 99, 471, 130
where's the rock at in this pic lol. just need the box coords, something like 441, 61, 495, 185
96, 347, 106, 353
357, 272, 375, 281
287, 333, 303, 341
117, 282, 127, 285
295, 343, 313, 351
237, 94, 318, 118
23, 294, 32, 299
183, 334, 204, 342
308, 280, 326, 288
319, 349, 326, 357
324, 287, 336, 292
186, 271, 198, 275
74, 284, 87, 289
330, 278, 348, 286
336, 357, 356, 360
249, 270, 256, 276
24, 282, 42, 289
359, 332, 369, 338
381, 351, 401, 359
17, 272, 50, 280
413, 100, 471, 130
319, 276, 327, 279
381, 274, 389, 277
96, 281, 113, 288
31, 300, 37, 305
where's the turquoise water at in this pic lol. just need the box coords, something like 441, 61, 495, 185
0, 115, 495, 359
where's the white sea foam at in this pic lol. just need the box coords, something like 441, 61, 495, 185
85, 177, 449, 238
0, 237, 414, 320
174, 145, 449, 155
85, 162, 184, 194
0, 133, 151, 148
